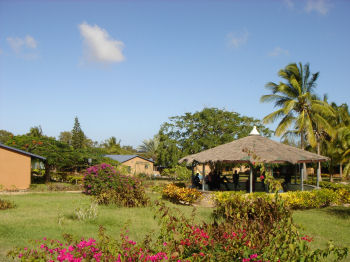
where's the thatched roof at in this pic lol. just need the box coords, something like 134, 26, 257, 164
179, 133, 329, 165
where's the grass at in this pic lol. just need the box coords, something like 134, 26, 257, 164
0, 192, 212, 260
293, 206, 350, 250
0, 192, 349, 261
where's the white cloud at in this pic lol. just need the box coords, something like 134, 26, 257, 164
227, 30, 249, 48
305, 0, 331, 15
268, 47, 289, 57
78, 22, 125, 64
6, 35, 37, 53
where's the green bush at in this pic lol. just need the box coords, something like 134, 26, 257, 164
83, 163, 149, 207
162, 165, 191, 181
0, 198, 15, 210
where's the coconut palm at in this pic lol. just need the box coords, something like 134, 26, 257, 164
261, 63, 334, 181
138, 135, 159, 161
325, 103, 350, 178
340, 126, 350, 177
28, 126, 43, 137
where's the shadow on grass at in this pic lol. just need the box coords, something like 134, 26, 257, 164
324, 206, 350, 219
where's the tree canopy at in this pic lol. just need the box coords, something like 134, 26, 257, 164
156, 107, 272, 167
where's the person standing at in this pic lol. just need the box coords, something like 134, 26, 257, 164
233, 170, 239, 190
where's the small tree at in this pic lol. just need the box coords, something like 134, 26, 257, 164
71, 117, 85, 150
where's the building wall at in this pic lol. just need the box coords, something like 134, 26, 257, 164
0, 147, 31, 190
123, 157, 154, 176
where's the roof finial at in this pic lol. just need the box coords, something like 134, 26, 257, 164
249, 126, 260, 136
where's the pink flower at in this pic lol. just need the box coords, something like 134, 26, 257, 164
163, 242, 167, 246
260, 175, 264, 180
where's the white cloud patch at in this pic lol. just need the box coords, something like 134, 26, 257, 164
227, 30, 249, 48
6, 35, 37, 53
78, 22, 125, 64
305, 0, 331, 15
268, 47, 289, 57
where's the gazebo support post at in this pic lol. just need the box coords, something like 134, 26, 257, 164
316, 161, 320, 188
202, 163, 206, 191
249, 166, 253, 193
301, 165, 304, 191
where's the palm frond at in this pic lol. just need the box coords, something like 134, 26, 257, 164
262, 109, 285, 124
275, 114, 295, 136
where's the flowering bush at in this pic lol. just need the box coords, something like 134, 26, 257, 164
162, 184, 203, 205
214, 188, 350, 211
8, 228, 169, 262
83, 163, 149, 207
8, 200, 349, 262
281, 189, 338, 209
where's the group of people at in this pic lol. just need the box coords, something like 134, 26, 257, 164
191, 170, 240, 191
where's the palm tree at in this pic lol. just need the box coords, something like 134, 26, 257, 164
326, 103, 350, 179
261, 63, 334, 181
28, 126, 43, 137
340, 126, 350, 177
138, 135, 159, 161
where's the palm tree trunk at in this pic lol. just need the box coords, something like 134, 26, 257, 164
340, 163, 343, 180
317, 142, 322, 186
301, 133, 308, 181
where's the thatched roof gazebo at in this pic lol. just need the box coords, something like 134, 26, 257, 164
179, 127, 329, 192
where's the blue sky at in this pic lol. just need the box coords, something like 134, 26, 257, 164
1, 0, 349, 147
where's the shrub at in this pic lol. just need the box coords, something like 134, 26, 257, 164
0, 198, 15, 210
8, 200, 349, 262
282, 189, 345, 209
162, 184, 202, 205
83, 163, 149, 207
162, 165, 191, 181
214, 189, 350, 211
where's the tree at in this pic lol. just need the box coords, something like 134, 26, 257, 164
138, 135, 159, 161
323, 103, 350, 179
71, 117, 85, 150
156, 107, 272, 167
261, 63, 334, 180
0, 130, 13, 144
27, 126, 43, 137
59, 131, 72, 145
6, 135, 72, 182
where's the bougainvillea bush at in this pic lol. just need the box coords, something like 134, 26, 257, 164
83, 163, 149, 207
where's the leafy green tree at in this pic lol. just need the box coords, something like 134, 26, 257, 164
6, 135, 71, 182
261, 63, 334, 180
156, 107, 272, 167
0, 130, 13, 144
59, 131, 72, 145
71, 117, 85, 150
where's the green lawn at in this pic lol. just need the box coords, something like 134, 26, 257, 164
0, 192, 349, 261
